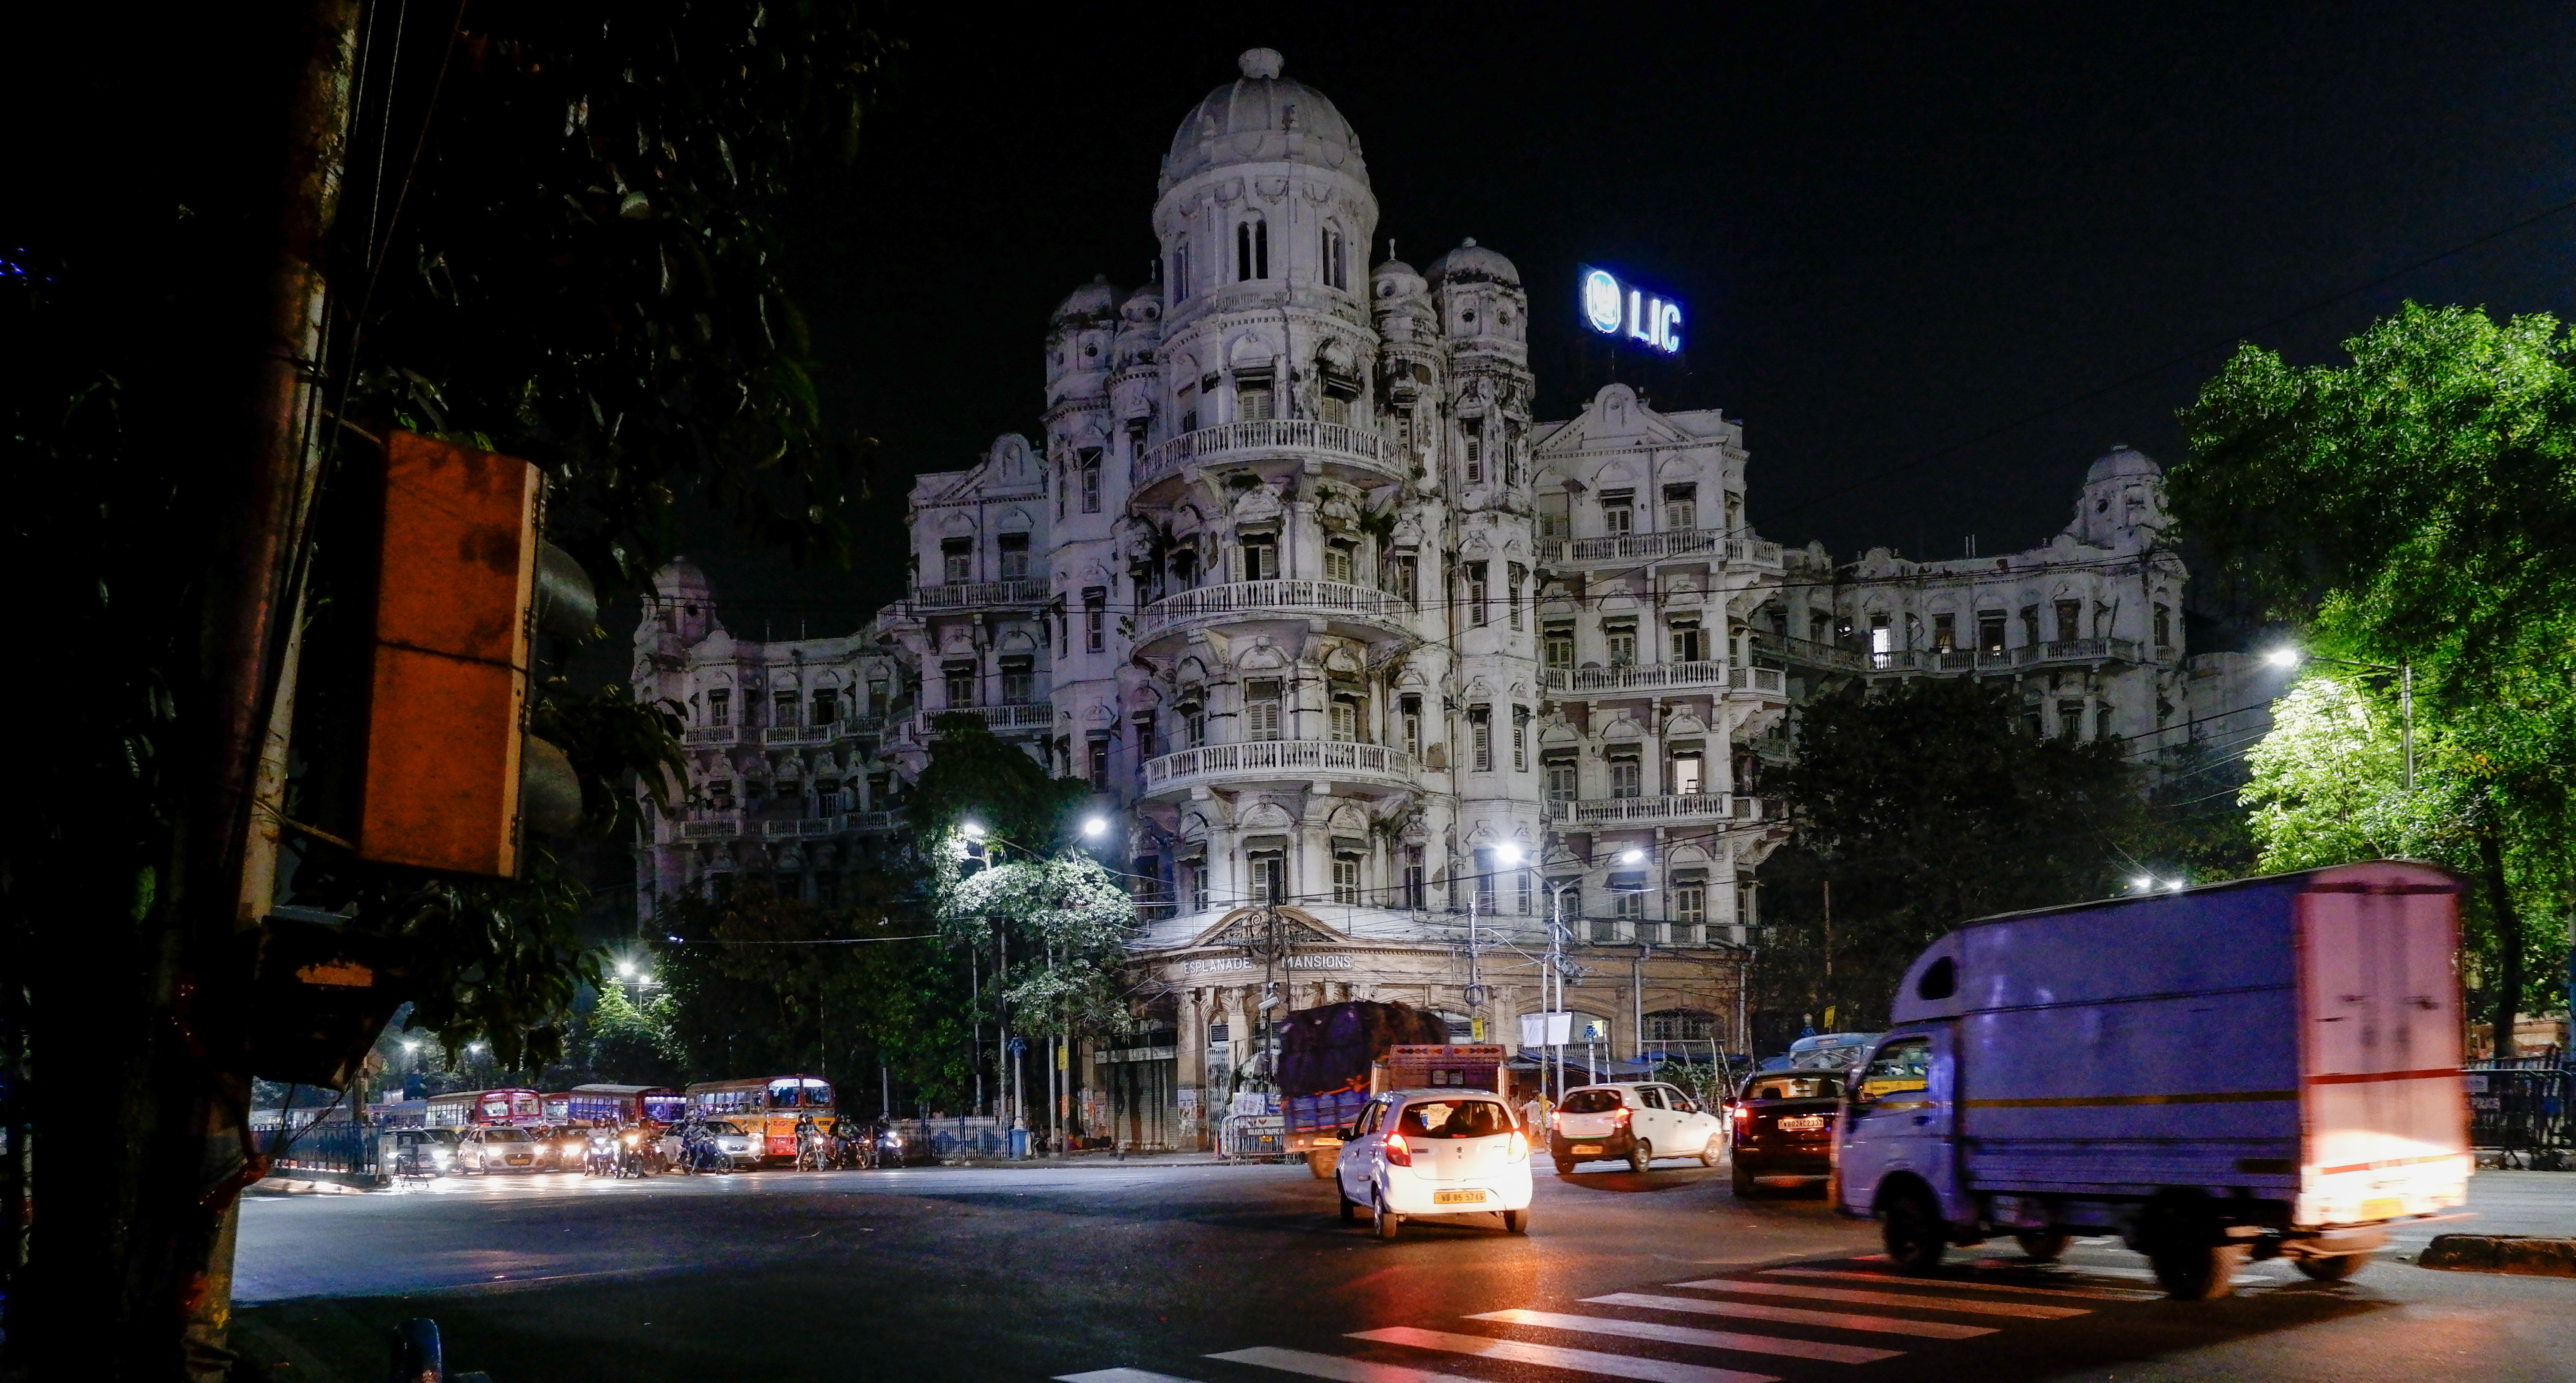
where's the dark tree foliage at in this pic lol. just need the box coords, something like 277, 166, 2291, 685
1754, 679, 2144, 1032
345, 0, 904, 581
655, 883, 974, 1111
904, 713, 1093, 847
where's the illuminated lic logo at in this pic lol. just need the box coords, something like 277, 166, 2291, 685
1578, 265, 1683, 355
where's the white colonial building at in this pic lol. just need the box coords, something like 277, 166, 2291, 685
629, 558, 906, 914
630, 50, 2232, 1150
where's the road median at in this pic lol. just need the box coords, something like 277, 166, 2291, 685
2417, 1234, 2576, 1276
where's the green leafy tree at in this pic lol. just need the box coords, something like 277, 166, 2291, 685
586, 982, 681, 1085
1756, 678, 2145, 1033
935, 846, 1139, 1041
905, 713, 1092, 844
2174, 302, 2576, 1051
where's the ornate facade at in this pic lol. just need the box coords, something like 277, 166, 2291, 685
632, 50, 2224, 1150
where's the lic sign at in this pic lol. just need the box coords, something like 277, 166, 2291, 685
1580, 266, 1684, 355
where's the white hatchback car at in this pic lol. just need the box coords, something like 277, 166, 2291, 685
1333, 1089, 1534, 1239
657, 1119, 764, 1171
1549, 1081, 1726, 1174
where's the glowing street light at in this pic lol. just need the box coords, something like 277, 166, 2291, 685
2131, 876, 2155, 892
960, 820, 986, 838
1494, 842, 1523, 866
1081, 816, 1108, 838
2261, 645, 2413, 789
616, 960, 635, 978
1618, 848, 1645, 865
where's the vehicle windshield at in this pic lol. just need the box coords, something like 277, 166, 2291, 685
703, 1121, 744, 1136
1559, 1089, 1626, 1114
483, 1128, 528, 1143
419, 1129, 457, 1144
1395, 1100, 1511, 1139
1748, 1075, 1843, 1100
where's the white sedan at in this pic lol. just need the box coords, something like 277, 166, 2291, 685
1549, 1081, 1726, 1173
1333, 1089, 1534, 1240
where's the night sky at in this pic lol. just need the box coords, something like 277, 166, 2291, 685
656, 1, 2576, 644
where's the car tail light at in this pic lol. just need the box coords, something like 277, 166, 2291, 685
1506, 1130, 1529, 1161
1384, 1133, 1412, 1167
1550, 1112, 1565, 1133
1731, 1104, 1751, 1127
1611, 1108, 1631, 1127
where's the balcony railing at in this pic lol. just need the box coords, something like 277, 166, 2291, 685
896, 702, 1054, 741
1544, 793, 1769, 827
1133, 418, 1394, 490
2017, 637, 2141, 667
1137, 579, 1413, 639
1540, 661, 1728, 694
1728, 665, 1788, 694
687, 715, 884, 748
1748, 630, 1867, 670
908, 579, 1050, 611
1548, 530, 1784, 567
761, 809, 904, 839
1144, 739, 1418, 792
679, 813, 744, 840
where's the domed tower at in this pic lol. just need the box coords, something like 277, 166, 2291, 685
2064, 445, 2170, 551
1426, 239, 1541, 890
643, 556, 719, 651
1123, 51, 1461, 956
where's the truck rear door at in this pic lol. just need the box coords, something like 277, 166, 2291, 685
2296, 865, 2470, 1226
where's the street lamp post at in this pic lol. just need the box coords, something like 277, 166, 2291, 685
2267, 647, 2412, 789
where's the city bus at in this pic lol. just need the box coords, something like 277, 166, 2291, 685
566, 1084, 686, 1126
684, 1075, 835, 1162
423, 1088, 542, 1129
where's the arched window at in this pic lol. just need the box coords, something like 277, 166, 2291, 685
1171, 235, 1190, 302
1320, 224, 1346, 289
1236, 216, 1268, 281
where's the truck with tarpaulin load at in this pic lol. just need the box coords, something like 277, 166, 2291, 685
1835, 861, 2470, 1298
1277, 1001, 1511, 1176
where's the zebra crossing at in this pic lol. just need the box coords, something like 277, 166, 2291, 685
1056, 1261, 2162, 1383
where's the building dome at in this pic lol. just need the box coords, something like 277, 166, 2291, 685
1160, 49, 1368, 192
1425, 237, 1520, 287
653, 556, 712, 600
1371, 258, 1425, 299
1052, 274, 1119, 325
2085, 445, 2161, 485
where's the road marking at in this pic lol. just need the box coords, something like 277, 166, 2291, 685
1765, 1268, 2157, 1301
1667, 1280, 2089, 1319
1471, 1310, 1899, 1364
1349, 1327, 1780, 1383
1212, 1346, 1489, 1383
1057, 1371, 1209, 1383
1582, 1293, 1997, 1340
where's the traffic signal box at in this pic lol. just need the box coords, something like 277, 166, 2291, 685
354, 431, 544, 878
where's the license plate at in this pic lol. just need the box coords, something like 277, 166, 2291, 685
1432, 1189, 1487, 1204
1777, 1116, 1824, 1132
1571, 1144, 1604, 1155
508, 1156, 531, 1164
2360, 1198, 2404, 1221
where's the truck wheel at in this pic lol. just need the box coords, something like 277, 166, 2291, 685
1503, 1206, 1530, 1234
1628, 1139, 1653, 1173
1373, 1192, 1402, 1242
1881, 1184, 1949, 1273
2293, 1252, 2367, 1281
2015, 1231, 2072, 1262
1306, 1148, 1337, 1179
2151, 1241, 2247, 1299
1731, 1163, 1760, 1197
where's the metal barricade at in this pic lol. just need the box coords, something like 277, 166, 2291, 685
1216, 1113, 1285, 1160
2466, 1060, 2570, 1170
256, 1120, 379, 1176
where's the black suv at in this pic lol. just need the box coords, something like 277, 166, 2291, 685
1726, 1070, 1845, 1196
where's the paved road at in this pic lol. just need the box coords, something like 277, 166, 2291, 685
234, 1163, 2576, 1383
